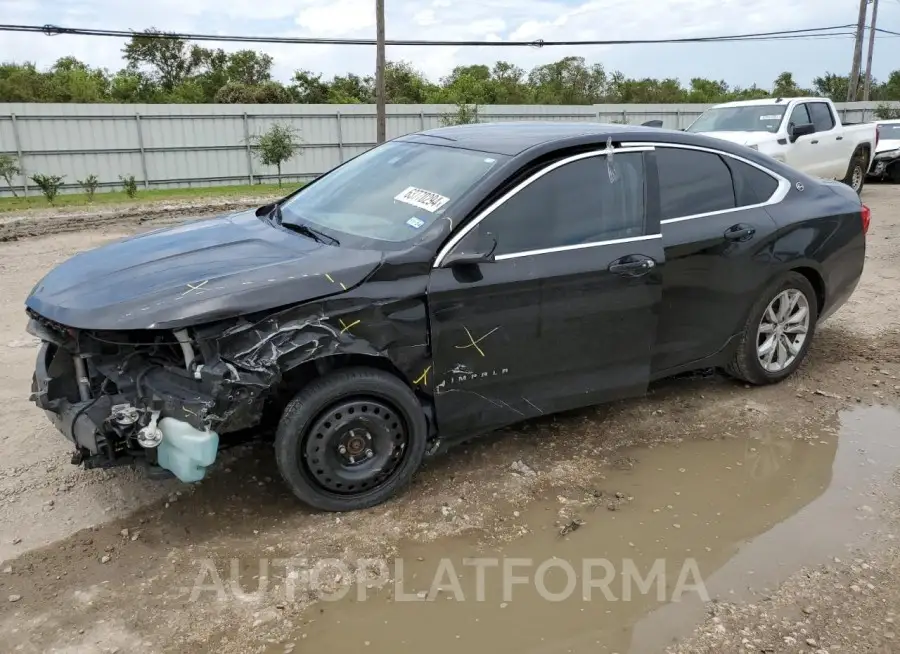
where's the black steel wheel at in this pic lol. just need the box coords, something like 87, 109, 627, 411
275, 367, 428, 511
303, 398, 410, 495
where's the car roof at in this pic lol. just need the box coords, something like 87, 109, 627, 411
713, 97, 826, 108
398, 121, 677, 156
394, 120, 806, 182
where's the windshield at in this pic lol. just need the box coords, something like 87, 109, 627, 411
279, 141, 506, 246
687, 105, 787, 134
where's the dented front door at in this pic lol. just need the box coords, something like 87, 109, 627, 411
426, 257, 543, 440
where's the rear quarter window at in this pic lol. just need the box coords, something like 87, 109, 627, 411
724, 157, 780, 206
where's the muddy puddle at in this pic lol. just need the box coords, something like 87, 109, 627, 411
264, 405, 900, 654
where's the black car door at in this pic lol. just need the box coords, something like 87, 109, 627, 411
427, 146, 664, 439
648, 144, 787, 376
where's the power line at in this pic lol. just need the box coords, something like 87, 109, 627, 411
0, 23, 860, 48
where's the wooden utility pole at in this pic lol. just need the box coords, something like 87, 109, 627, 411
375, 0, 386, 144
863, 0, 880, 101
847, 0, 869, 102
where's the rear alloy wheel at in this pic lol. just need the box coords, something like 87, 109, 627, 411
727, 271, 819, 385
843, 152, 867, 194
275, 367, 428, 511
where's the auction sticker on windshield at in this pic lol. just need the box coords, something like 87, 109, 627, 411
394, 186, 450, 213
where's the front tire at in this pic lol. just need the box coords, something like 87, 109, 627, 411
842, 150, 868, 195
727, 272, 818, 385
275, 367, 428, 512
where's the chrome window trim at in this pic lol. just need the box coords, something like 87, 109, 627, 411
619, 141, 791, 225
432, 146, 656, 268
495, 233, 662, 261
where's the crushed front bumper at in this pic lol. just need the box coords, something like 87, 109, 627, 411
869, 150, 900, 177
31, 341, 146, 470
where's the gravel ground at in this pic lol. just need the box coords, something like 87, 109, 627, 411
0, 184, 898, 652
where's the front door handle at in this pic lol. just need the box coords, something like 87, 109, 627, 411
836, 135, 844, 140
724, 224, 756, 242
810, 139, 819, 144
608, 255, 656, 277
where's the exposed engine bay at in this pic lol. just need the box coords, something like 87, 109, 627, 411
27, 309, 274, 481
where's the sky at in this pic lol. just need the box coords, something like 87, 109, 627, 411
3, 0, 900, 89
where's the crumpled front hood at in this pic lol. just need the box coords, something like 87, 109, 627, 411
699, 131, 777, 147
25, 209, 383, 331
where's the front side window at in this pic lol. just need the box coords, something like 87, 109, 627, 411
808, 103, 836, 132
788, 103, 812, 129
465, 152, 646, 257
657, 147, 736, 220
279, 141, 506, 247
686, 105, 787, 134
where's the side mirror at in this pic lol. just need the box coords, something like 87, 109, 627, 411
255, 202, 276, 217
789, 122, 815, 142
441, 233, 498, 268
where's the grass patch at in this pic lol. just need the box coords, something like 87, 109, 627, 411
0, 182, 291, 213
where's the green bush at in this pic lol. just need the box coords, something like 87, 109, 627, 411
0, 154, 21, 198
119, 174, 138, 198
78, 174, 99, 201
874, 103, 900, 120
30, 173, 65, 203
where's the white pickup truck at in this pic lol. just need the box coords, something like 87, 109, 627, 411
685, 97, 876, 194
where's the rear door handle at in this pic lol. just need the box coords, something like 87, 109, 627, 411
608, 255, 656, 277
836, 136, 844, 140
724, 224, 756, 242
810, 139, 819, 144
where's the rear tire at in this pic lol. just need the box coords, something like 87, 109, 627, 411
727, 272, 819, 385
274, 367, 428, 512
842, 150, 868, 195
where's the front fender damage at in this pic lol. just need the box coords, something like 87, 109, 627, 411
196, 292, 434, 432
28, 285, 434, 480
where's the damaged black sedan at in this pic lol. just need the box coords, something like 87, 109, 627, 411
26, 123, 868, 511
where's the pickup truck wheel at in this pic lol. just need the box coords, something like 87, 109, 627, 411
842, 151, 868, 194
274, 367, 428, 512
726, 272, 818, 385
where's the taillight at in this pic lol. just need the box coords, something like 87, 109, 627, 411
861, 204, 871, 235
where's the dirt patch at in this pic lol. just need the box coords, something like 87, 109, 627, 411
0, 185, 899, 652
0, 193, 280, 242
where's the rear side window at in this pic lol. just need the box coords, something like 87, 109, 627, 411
808, 103, 836, 132
656, 147, 736, 220
473, 152, 646, 256
724, 157, 780, 206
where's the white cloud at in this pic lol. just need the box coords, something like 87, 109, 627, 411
1, 0, 896, 90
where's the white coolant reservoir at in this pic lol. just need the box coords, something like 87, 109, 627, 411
156, 417, 219, 483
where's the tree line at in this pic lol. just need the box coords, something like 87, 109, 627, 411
3, 29, 900, 106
